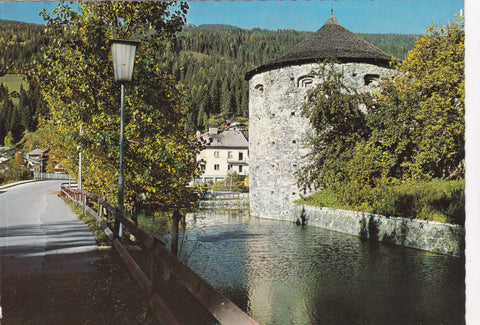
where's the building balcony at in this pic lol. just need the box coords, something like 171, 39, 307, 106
227, 158, 247, 164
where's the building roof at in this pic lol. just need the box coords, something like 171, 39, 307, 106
27, 148, 48, 156
199, 129, 248, 148
0, 155, 11, 164
245, 13, 392, 80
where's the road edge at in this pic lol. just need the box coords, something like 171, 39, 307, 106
0, 179, 45, 191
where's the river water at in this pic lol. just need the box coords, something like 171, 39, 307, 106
139, 208, 465, 325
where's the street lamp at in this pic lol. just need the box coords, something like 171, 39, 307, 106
110, 39, 140, 237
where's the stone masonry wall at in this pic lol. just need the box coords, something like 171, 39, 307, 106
248, 62, 392, 220
294, 205, 465, 257
199, 198, 249, 209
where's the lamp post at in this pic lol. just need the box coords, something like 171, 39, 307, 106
110, 39, 140, 238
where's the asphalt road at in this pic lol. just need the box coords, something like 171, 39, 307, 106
0, 180, 98, 275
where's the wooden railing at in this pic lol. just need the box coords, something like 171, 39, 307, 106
61, 183, 258, 325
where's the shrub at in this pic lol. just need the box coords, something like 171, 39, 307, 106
211, 172, 248, 192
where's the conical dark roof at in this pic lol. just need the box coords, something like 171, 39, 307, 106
245, 14, 392, 80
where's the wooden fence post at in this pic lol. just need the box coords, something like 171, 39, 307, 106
171, 210, 181, 256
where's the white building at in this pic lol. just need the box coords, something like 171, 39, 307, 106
195, 128, 249, 183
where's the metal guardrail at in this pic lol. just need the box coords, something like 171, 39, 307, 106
61, 183, 258, 325
212, 192, 249, 200
34, 172, 72, 180
203, 192, 249, 200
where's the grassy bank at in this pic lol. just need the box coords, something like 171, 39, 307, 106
297, 179, 465, 226
61, 194, 111, 246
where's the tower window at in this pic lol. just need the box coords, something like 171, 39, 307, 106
255, 84, 264, 92
303, 80, 313, 88
364, 74, 380, 86
298, 75, 314, 88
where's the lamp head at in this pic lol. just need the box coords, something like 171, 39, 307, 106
110, 39, 140, 82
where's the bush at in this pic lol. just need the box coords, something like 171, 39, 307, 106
297, 179, 465, 226
212, 172, 248, 192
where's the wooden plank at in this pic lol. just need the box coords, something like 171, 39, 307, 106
85, 204, 114, 241
112, 239, 179, 325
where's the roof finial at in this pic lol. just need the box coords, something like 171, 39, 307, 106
331, 7, 333, 15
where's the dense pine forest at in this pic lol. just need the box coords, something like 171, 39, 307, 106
164, 24, 417, 131
0, 18, 417, 146
0, 20, 48, 74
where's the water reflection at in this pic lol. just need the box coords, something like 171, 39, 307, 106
138, 209, 465, 325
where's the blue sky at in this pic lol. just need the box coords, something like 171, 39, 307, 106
0, 0, 464, 35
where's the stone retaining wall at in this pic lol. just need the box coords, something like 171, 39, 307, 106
294, 205, 464, 257
199, 198, 249, 210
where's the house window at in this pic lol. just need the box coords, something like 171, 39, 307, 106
214, 164, 220, 171
228, 164, 232, 171
239, 165, 243, 173
239, 152, 244, 161
228, 151, 232, 158
214, 151, 220, 158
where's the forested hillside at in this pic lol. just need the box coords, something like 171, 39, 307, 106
0, 20, 48, 75
0, 18, 417, 146
163, 24, 417, 131
0, 20, 48, 147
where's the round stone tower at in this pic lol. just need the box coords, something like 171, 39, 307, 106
245, 13, 393, 221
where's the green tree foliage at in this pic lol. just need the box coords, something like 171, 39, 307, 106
0, 79, 46, 146
395, 16, 464, 179
0, 83, 11, 144
0, 151, 30, 185
359, 33, 417, 61
364, 15, 464, 182
300, 16, 464, 193
0, 20, 48, 75
35, 2, 202, 209
298, 63, 373, 191
3, 131, 14, 147
211, 171, 248, 192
